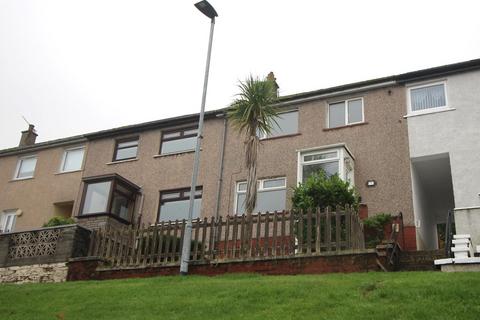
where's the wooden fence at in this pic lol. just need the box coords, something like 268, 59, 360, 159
88, 207, 365, 268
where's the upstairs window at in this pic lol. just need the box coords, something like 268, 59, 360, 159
14, 155, 37, 179
160, 127, 197, 155
328, 98, 364, 128
0, 210, 17, 233
60, 146, 85, 172
408, 82, 447, 114
113, 137, 139, 162
258, 110, 298, 139
235, 177, 286, 214
158, 187, 202, 222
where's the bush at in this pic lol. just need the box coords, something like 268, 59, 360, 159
43, 216, 76, 228
363, 213, 392, 248
292, 171, 360, 212
291, 171, 360, 248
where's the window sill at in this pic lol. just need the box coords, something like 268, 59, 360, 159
154, 149, 197, 158
10, 177, 34, 182
260, 133, 301, 141
323, 122, 368, 131
55, 169, 83, 175
76, 212, 131, 225
106, 158, 139, 165
404, 107, 455, 118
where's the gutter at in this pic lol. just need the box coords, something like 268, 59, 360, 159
274, 81, 397, 107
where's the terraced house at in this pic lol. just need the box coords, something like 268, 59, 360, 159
1, 59, 479, 252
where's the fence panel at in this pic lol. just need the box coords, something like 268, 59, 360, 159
87, 208, 365, 267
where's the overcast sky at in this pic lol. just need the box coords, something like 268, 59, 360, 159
1, 0, 479, 149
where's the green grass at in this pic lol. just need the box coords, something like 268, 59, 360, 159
1, 272, 479, 319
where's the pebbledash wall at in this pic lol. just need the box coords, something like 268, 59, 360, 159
407, 69, 480, 249
77, 84, 417, 250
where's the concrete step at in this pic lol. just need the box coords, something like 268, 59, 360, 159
454, 234, 471, 239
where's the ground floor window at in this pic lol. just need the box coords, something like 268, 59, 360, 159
158, 187, 202, 222
298, 146, 354, 184
235, 177, 287, 214
0, 210, 17, 233
79, 174, 140, 222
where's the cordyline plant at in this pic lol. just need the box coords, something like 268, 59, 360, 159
227, 75, 279, 215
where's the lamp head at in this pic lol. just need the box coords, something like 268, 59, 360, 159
194, 1, 218, 19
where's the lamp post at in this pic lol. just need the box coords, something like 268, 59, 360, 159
180, 0, 218, 275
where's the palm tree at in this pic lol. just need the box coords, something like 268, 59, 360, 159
227, 75, 279, 215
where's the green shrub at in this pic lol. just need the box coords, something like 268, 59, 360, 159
363, 213, 392, 248
43, 216, 76, 228
292, 171, 360, 212
291, 171, 360, 248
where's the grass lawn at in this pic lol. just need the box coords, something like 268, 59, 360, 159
0, 271, 479, 319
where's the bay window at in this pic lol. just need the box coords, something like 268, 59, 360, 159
79, 174, 140, 223
298, 146, 354, 184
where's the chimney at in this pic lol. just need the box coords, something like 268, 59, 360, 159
266, 71, 279, 97
19, 124, 37, 147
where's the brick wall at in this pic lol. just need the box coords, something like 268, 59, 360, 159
67, 251, 379, 281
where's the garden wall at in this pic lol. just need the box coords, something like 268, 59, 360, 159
0, 263, 68, 284
67, 250, 379, 281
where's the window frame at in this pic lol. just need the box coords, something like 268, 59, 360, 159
0, 210, 17, 233
159, 126, 198, 155
327, 97, 364, 128
59, 146, 85, 173
407, 80, 449, 116
78, 174, 140, 224
14, 155, 37, 180
258, 110, 299, 139
157, 186, 203, 222
297, 146, 355, 184
112, 136, 139, 162
234, 177, 287, 215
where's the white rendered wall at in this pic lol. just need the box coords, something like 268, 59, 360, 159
407, 70, 480, 246
407, 70, 480, 208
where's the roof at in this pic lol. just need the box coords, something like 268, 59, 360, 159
1, 58, 480, 157
279, 58, 480, 102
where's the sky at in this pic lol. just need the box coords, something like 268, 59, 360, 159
1, 0, 479, 149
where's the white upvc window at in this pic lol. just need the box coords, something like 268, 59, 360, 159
258, 110, 299, 139
14, 155, 37, 180
297, 146, 354, 184
0, 210, 17, 233
235, 177, 287, 214
60, 146, 85, 173
328, 98, 364, 128
407, 81, 448, 115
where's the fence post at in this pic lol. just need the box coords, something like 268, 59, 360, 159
315, 208, 321, 254
306, 209, 312, 255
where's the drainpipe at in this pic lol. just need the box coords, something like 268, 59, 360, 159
214, 113, 228, 219
135, 189, 145, 227
212, 114, 227, 254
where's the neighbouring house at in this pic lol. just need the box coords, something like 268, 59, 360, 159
402, 60, 480, 250
0, 125, 86, 232
1, 58, 479, 253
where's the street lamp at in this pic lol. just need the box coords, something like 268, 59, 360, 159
180, 0, 218, 275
